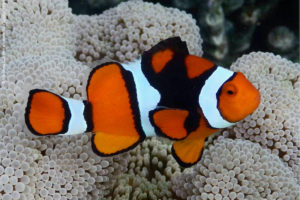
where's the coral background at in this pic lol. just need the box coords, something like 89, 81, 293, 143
69, 0, 299, 66
0, 0, 299, 199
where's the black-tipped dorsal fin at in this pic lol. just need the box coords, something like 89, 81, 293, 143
142, 37, 189, 75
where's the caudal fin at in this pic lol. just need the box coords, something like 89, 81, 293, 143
25, 89, 71, 136
25, 89, 89, 136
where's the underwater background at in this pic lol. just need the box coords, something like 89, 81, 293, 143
0, 0, 299, 199
69, 0, 299, 66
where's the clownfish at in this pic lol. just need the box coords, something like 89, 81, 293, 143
24, 37, 260, 167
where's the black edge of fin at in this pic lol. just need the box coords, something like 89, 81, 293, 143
91, 133, 145, 157
171, 143, 205, 168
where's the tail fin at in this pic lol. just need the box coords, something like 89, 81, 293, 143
25, 89, 88, 136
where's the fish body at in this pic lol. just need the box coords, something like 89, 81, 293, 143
25, 37, 260, 167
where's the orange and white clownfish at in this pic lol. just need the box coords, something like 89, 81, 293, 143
24, 37, 260, 167
141, 37, 260, 166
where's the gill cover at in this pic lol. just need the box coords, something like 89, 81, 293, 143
217, 72, 260, 123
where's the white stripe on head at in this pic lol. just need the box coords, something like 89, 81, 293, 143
122, 59, 161, 137
62, 97, 87, 135
199, 66, 236, 129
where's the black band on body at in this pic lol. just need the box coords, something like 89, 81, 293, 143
83, 100, 93, 132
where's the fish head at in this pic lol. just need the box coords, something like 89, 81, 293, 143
217, 72, 260, 123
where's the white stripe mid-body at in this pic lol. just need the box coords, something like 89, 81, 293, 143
61, 97, 88, 135
199, 66, 236, 129
123, 59, 161, 137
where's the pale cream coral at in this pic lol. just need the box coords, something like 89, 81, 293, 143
74, 0, 203, 64
220, 52, 300, 178
107, 137, 181, 199
0, 138, 40, 200
1, 0, 76, 64
172, 138, 300, 200
35, 133, 128, 200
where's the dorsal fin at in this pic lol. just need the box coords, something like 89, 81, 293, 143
184, 55, 215, 79
141, 37, 189, 76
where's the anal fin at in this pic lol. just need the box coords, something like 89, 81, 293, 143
172, 130, 206, 167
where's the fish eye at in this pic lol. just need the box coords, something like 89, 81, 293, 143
227, 90, 234, 95
222, 84, 237, 96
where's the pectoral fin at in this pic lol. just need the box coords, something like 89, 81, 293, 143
150, 108, 189, 140
172, 130, 206, 167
